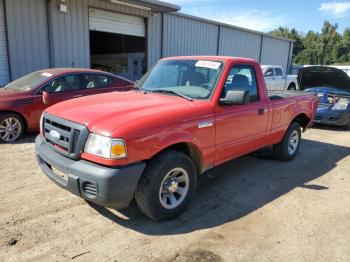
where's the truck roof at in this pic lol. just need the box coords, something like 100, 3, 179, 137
162, 56, 257, 63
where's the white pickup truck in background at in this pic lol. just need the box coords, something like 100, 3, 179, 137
261, 65, 299, 91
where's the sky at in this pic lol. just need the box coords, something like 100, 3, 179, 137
168, 0, 350, 34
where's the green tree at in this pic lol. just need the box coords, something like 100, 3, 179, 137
270, 21, 350, 65
269, 27, 304, 59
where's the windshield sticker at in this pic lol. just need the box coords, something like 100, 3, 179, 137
195, 60, 221, 70
41, 72, 54, 77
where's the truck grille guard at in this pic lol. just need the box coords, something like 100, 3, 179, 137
42, 113, 89, 160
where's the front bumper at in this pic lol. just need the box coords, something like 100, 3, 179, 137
313, 110, 349, 126
35, 136, 146, 209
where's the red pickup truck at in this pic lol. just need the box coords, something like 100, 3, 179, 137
35, 56, 318, 221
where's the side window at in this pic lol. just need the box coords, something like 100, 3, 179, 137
275, 68, 283, 76
264, 68, 274, 77
43, 75, 81, 93
223, 65, 259, 102
82, 74, 109, 89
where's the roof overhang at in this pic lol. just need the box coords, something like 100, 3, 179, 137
109, 0, 180, 12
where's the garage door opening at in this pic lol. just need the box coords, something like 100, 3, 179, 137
89, 8, 146, 81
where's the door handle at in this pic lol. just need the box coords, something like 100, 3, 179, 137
258, 108, 265, 115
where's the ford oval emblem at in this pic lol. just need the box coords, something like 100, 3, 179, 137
49, 130, 61, 141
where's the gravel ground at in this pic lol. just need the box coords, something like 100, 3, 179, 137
0, 127, 349, 262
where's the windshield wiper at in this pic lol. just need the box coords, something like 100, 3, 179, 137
134, 85, 147, 94
151, 89, 193, 101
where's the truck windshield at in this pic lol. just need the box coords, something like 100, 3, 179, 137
5, 71, 54, 92
138, 59, 223, 100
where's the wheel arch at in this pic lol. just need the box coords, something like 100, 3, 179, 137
292, 113, 310, 131
288, 82, 296, 90
150, 142, 203, 175
0, 110, 28, 131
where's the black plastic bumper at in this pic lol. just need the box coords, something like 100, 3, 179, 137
35, 136, 146, 209
313, 111, 349, 126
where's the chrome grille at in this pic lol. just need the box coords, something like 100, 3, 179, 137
43, 113, 89, 159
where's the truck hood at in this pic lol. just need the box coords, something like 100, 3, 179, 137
298, 66, 350, 92
46, 91, 201, 135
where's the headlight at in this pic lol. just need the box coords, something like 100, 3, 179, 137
84, 133, 127, 159
332, 99, 349, 111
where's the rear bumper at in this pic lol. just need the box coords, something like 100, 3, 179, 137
35, 136, 146, 209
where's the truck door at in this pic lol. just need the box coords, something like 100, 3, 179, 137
214, 64, 269, 165
264, 67, 276, 90
274, 67, 286, 90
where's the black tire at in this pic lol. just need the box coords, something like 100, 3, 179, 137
344, 117, 350, 130
0, 113, 25, 143
274, 122, 301, 161
135, 150, 197, 221
288, 83, 296, 91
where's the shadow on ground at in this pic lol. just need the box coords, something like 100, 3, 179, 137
3, 133, 37, 145
312, 124, 349, 132
90, 138, 349, 236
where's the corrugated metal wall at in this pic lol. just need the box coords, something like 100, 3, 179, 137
3, 0, 293, 82
162, 13, 219, 57
48, 0, 149, 69
0, 0, 9, 85
5, 0, 50, 80
218, 27, 261, 60
147, 13, 162, 67
148, 13, 292, 74
260, 36, 291, 73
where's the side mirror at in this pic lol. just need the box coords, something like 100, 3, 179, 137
264, 71, 273, 77
220, 90, 250, 105
42, 91, 51, 105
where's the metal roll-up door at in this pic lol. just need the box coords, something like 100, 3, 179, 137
89, 8, 145, 37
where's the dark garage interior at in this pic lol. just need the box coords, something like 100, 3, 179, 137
90, 30, 146, 81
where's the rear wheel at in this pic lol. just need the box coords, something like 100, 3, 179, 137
135, 150, 196, 221
274, 122, 301, 161
0, 113, 24, 143
288, 83, 296, 91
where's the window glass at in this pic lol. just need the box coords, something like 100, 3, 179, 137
83, 74, 109, 89
138, 60, 223, 100
44, 75, 81, 93
5, 71, 54, 92
223, 65, 259, 102
275, 68, 283, 76
264, 68, 274, 77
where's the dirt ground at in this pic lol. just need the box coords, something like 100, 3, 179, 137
0, 126, 349, 262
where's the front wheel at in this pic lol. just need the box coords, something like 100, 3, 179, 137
0, 113, 24, 143
135, 150, 196, 221
274, 122, 301, 161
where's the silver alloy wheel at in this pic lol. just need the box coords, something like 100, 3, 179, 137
159, 167, 190, 210
288, 130, 299, 155
0, 117, 22, 142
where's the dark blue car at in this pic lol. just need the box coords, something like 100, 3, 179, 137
298, 66, 350, 129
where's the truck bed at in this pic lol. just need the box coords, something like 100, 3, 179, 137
268, 90, 312, 100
